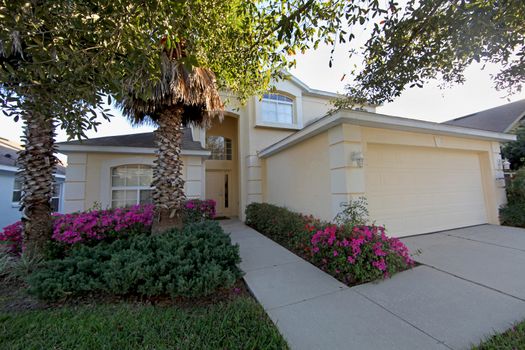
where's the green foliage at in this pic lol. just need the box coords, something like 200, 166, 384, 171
502, 126, 525, 170
245, 202, 321, 246
246, 203, 414, 286
507, 168, 525, 204
500, 168, 525, 228
338, 0, 525, 105
28, 221, 242, 301
0, 250, 43, 282
499, 203, 525, 228
472, 319, 525, 350
0, 298, 289, 350
334, 197, 370, 227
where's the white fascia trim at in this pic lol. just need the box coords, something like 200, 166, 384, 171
0, 164, 66, 178
288, 75, 341, 99
259, 109, 517, 158
0, 164, 17, 172
57, 144, 211, 157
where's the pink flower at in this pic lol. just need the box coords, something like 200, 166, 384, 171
333, 250, 339, 257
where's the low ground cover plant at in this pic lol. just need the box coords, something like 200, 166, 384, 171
0, 297, 289, 350
246, 202, 414, 285
472, 319, 525, 350
28, 221, 242, 301
500, 168, 525, 228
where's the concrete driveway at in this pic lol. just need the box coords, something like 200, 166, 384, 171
394, 224, 525, 348
402, 225, 525, 300
224, 221, 525, 350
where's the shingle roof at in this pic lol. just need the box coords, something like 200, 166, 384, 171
57, 128, 205, 151
0, 142, 18, 167
0, 138, 66, 174
443, 99, 525, 133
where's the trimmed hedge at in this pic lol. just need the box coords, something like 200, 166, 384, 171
500, 168, 525, 228
245, 203, 414, 285
28, 221, 242, 301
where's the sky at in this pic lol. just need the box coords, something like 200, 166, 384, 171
1, 42, 525, 145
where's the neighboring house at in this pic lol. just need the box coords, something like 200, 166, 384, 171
57, 76, 516, 237
0, 138, 66, 229
444, 99, 525, 133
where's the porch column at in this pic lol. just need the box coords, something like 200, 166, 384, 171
328, 124, 366, 220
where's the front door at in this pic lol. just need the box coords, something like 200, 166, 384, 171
205, 170, 231, 217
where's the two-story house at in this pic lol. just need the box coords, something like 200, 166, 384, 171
57, 76, 515, 237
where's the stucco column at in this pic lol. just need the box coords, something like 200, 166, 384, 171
63, 152, 87, 213
328, 124, 366, 220
246, 154, 263, 204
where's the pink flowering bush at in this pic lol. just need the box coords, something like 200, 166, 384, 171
52, 204, 154, 245
1, 200, 217, 256
0, 221, 23, 254
309, 225, 414, 284
0, 205, 154, 255
183, 199, 216, 223
246, 203, 414, 286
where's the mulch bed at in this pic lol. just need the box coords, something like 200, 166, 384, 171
0, 277, 251, 313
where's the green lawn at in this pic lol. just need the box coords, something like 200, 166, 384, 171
472, 320, 525, 350
0, 297, 288, 350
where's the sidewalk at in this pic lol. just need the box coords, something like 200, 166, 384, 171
221, 219, 525, 350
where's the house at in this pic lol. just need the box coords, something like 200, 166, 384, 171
444, 99, 525, 133
57, 76, 516, 237
0, 138, 66, 229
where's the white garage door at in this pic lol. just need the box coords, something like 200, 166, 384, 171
366, 144, 488, 237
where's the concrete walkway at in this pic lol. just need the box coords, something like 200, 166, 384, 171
221, 220, 525, 350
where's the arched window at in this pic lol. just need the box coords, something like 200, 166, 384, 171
207, 136, 232, 160
261, 93, 294, 125
111, 164, 153, 208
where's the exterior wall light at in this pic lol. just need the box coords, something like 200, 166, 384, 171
351, 151, 364, 168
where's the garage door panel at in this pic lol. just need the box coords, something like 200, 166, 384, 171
366, 144, 488, 237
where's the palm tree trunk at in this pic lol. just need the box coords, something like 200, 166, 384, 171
152, 104, 186, 233
17, 112, 57, 257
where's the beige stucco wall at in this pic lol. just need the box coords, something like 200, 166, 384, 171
263, 123, 507, 228
264, 132, 333, 220
63, 151, 204, 212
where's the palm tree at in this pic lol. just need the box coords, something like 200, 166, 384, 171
17, 110, 58, 256
119, 41, 223, 232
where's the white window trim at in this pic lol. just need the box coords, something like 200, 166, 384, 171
100, 157, 155, 209
255, 91, 303, 130
110, 164, 154, 208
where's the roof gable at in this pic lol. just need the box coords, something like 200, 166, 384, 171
443, 99, 525, 133
57, 128, 205, 151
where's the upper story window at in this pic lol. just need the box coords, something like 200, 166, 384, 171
261, 93, 294, 125
207, 136, 232, 160
12, 177, 62, 212
111, 164, 153, 208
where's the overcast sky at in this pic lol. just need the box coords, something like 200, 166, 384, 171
1, 41, 525, 144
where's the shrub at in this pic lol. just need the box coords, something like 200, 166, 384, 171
52, 204, 154, 245
0, 221, 23, 254
310, 225, 413, 284
245, 203, 414, 285
28, 221, 242, 301
500, 203, 525, 228
0, 200, 217, 255
506, 168, 525, 204
500, 168, 525, 228
333, 197, 370, 227
245, 203, 322, 246
183, 199, 216, 223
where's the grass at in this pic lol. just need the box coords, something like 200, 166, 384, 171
472, 320, 525, 350
0, 297, 289, 350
